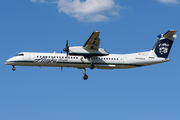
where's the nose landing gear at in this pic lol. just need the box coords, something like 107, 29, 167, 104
12, 65, 16, 71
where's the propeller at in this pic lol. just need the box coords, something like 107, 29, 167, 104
63, 39, 69, 56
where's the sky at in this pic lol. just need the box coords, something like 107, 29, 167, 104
0, 0, 180, 120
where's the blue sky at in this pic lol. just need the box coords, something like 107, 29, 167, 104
1, 0, 180, 120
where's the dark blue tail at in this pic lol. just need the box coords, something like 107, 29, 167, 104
154, 38, 174, 58
150, 30, 177, 58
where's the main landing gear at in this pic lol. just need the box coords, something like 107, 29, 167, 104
80, 57, 95, 80
89, 57, 95, 70
90, 63, 95, 70
80, 68, 88, 80
12, 65, 16, 71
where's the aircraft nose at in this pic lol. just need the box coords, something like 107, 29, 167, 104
5, 58, 14, 65
5, 59, 10, 65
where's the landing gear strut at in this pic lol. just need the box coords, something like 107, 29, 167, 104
89, 57, 95, 70
80, 68, 88, 80
12, 65, 16, 71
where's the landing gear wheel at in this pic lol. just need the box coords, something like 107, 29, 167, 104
90, 64, 95, 70
12, 65, 16, 71
83, 74, 88, 80
80, 68, 89, 80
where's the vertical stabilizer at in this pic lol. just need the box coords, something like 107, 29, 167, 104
148, 30, 177, 58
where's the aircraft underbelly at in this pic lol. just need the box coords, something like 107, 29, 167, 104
7, 59, 164, 70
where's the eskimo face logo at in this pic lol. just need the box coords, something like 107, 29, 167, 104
154, 39, 173, 58
159, 43, 169, 55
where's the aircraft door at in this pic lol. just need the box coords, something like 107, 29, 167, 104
29, 53, 34, 62
119, 57, 124, 65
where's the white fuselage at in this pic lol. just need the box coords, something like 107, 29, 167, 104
5, 52, 169, 69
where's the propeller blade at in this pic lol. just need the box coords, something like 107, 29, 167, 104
66, 39, 69, 52
63, 39, 69, 56
66, 39, 68, 47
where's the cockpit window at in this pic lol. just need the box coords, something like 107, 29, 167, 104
16, 54, 24, 56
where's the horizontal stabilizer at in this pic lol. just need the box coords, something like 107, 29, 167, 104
163, 30, 177, 38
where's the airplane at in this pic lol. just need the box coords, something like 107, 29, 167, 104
5, 30, 177, 80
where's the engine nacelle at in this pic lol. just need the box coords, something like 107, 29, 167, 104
68, 46, 109, 57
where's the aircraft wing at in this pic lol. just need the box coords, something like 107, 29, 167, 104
83, 31, 100, 50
